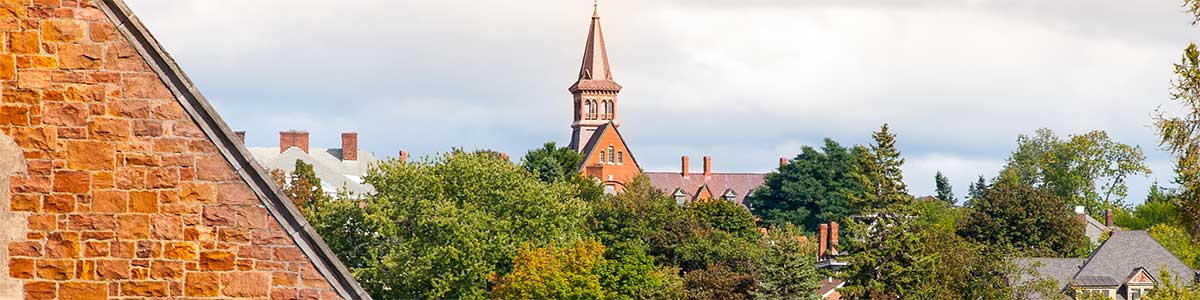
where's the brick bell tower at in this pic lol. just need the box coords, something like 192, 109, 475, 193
569, 2, 623, 152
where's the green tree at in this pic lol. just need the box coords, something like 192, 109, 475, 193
1144, 269, 1200, 299
1114, 183, 1183, 230
1000, 129, 1151, 215
851, 124, 912, 211
270, 159, 327, 208
340, 151, 591, 299
595, 244, 684, 300
521, 142, 605, 201
490, 240, 607, 300
746, 139, 864, 231
934, 171, 955, 205
957, 180, 1089, 257
967, 175, 987, 205
753, 224, 821, 300
841, 207, 937, 299
1148, 224, 1200, 269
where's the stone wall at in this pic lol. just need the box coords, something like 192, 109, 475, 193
0, 0, 342, 299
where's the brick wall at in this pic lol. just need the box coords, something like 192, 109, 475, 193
0, 1, 342, 299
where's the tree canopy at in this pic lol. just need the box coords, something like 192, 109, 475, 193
999, 129, 1151, 216
746, 139, 864, 232
957, 180, 1089, 257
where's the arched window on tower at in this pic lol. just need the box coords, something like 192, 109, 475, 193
606, 101, 614, 119
584, 100, 593, 120
590, 100, 598, 119
601, 100, 609, 119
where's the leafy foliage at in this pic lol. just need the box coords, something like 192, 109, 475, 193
841, 207, 937, 299
347, 151, 591, 299
521, 142, 605, 201
746, 139, 864, 231
957, 180, 1089, 257
1149, 224, 1200, 269
490, 241, 607, 300
1144, 269, 1200, 299
270, 159, 327, 208
999, 128, 1151, 216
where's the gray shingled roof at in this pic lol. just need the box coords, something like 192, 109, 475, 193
1076, 230, 1196, 286
1083, 214, 1107, 246
1013, 257, 1085, 291
1072, 275, 1121, 287
248, 147, 380, 195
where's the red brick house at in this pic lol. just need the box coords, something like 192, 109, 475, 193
0, 0, 368, 299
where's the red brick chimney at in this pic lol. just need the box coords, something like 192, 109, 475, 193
279, 130, 309, 154
830, 222, 839, 255
500, 152, 510, 161
818, 223, 829, 260
234, 131, 245, 143
703, 156, 712, 177
341, 132, 358, 161
399, 150, 408, 163
1105, 209, 1113, 228
779, 157, 788, 167
681, 156, 690, 178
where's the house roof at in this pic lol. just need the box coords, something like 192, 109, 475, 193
247, 147, 380, 195
816, 277, 845, 298
644, 171, 766, 204
1076, 230, 1195, 285
1072, 275, 1122, 287
1083, 214, 1108, 246
97, 1, 370, 298
1013, 257, 1086, 291
577, 122, 640, 170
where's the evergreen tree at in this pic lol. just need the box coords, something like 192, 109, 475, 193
934, 171, 955, 205
754, 225, 821, 300
965, 175, 987, 206
852, 124, 911, 211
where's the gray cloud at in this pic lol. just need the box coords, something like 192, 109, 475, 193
125, 0, 1193, 202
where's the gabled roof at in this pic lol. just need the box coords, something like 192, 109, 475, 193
694, 184, 714, 201
97, 1, 370, 298
569, 3, 622, 93
644, 172, 766, 204
1125, 267, 1156, 285
577, 122, 640, 169
1076, 230, 1195, 285
1013, 258, 1086, 291
248, 147, 380, 195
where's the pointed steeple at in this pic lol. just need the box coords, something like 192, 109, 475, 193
571, 1, 622, 92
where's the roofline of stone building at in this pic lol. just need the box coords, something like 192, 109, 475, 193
95, 1, 372, 299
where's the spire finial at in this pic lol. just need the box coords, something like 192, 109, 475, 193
593, 0, 599, 18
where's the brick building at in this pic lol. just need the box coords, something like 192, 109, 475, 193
568, 4, 769, 201
0, 0, 368, 299
243, 131, 381, 196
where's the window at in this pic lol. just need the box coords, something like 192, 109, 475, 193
673, 190, 687, 206
601, 100, 609, 118
722, 190, 737, 201
617, 152, 623, 164
600, 151, 606, 164
604, 184, 616, 195
584, 100, 593, 120
591, 100, 598, 119
1132, 289, 1142, 300
608, 146, 615, 164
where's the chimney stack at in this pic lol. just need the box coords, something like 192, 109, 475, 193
703, 156, 712, 177
279, 131, 309, 154
234, 131, 246, 143
779, 157, 788, 167
681, 156, 690, 178
500, 152, 510, 161
399, 150, 408, 163
818, 223, 829, 260
829, 222, 839, 255
1105, 209, 1113, 228
341, 132, 358, 161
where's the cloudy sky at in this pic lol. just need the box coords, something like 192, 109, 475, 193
124, 0, 1197, 204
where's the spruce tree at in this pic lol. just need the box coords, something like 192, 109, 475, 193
934, 171, 955, 205
852, 124, 911, 210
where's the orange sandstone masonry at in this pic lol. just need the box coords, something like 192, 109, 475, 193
0, 0, 368, 299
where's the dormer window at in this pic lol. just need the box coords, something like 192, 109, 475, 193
722, 190, 737, 201
673, 189, 688, 206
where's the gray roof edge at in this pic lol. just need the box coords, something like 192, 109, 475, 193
96, 1, 372, 299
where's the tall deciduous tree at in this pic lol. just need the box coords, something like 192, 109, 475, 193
999, 129, 1151, 216
852, 124, 911, 211
934, 171, 956, 205
957, 180, 1089, 257
1162, 11, 1200, 234
746, 139, 864, 231
344, 151, 591, 299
